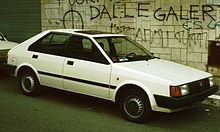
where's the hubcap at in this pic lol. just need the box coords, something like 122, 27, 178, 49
124, 96, 144, 118
22, 76, 35, 93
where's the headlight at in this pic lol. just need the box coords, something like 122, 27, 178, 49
208, 77, 215, 87
170, 86, 182, 97
170, 84, 190, 97
180, 84, 190, 95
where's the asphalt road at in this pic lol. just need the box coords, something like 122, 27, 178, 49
1, 75, 220, 132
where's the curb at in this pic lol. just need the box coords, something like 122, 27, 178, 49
202, 95, 220, 107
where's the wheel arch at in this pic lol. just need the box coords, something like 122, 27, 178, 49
16, 63, 40, 83
114, 82, 156, 107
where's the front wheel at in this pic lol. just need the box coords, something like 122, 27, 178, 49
18, 71, 41, 96
119, 89, 152, 123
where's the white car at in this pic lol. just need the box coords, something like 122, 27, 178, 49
6, 29, 219, 122
0, 32, 18, 62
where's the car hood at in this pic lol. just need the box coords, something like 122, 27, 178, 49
116, 59, 211, 85
0, 41, 18, 50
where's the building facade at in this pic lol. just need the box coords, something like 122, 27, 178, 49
41, 0, 220, 74
1, 0, 220, 75
0, 0, 41, 42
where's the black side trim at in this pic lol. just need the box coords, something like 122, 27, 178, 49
38, 71, 62, 78
38, 71, 117, 89
154, 85, 219, 109
63, 76, 116, 89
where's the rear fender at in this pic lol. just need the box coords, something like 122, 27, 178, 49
15, 63, 40, 83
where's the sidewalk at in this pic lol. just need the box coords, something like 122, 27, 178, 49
203, 76, 220, 107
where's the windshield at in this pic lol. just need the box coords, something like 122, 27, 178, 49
94, 36, 155, 62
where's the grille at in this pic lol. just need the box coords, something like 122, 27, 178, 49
188, 79, 210, 94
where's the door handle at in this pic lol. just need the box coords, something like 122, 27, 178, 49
67, 61, 74, 65
32, 55, 38, 59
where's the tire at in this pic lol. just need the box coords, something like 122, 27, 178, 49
18, 71, 41, 96
119, 89, 152, 123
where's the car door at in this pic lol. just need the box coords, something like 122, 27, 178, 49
28, 32, 69, 89
62, 35, 112, 100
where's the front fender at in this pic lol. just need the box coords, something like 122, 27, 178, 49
111, 80, 157, 108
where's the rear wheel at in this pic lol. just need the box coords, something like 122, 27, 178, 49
18, 70, 41, 96
119, 89, 152, 123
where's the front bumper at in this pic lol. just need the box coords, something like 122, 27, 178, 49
154, 85, 219, 109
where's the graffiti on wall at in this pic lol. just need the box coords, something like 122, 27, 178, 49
153, 5, 215, 21
62, 0, 216, 28
56, 0, 218, 49
110, 23, 208, 49
63, 7, 84, 29
208, 20, 220, 29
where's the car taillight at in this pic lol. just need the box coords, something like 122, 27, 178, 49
170, 86, 182, 97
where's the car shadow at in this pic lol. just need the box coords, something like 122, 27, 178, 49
0, 71, 9, 78
1, 76, 218, 129
40, 87, 217, 125
40, 87, 122, 117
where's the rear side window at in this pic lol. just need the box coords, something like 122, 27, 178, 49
66, 35, 109, 64
28, 32, 69, 56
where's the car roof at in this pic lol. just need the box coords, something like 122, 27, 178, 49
46, 29, 125, 37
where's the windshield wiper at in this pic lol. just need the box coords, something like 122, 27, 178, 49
128, 55, 159, 61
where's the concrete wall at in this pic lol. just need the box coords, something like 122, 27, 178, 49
41, 0, 220, 71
